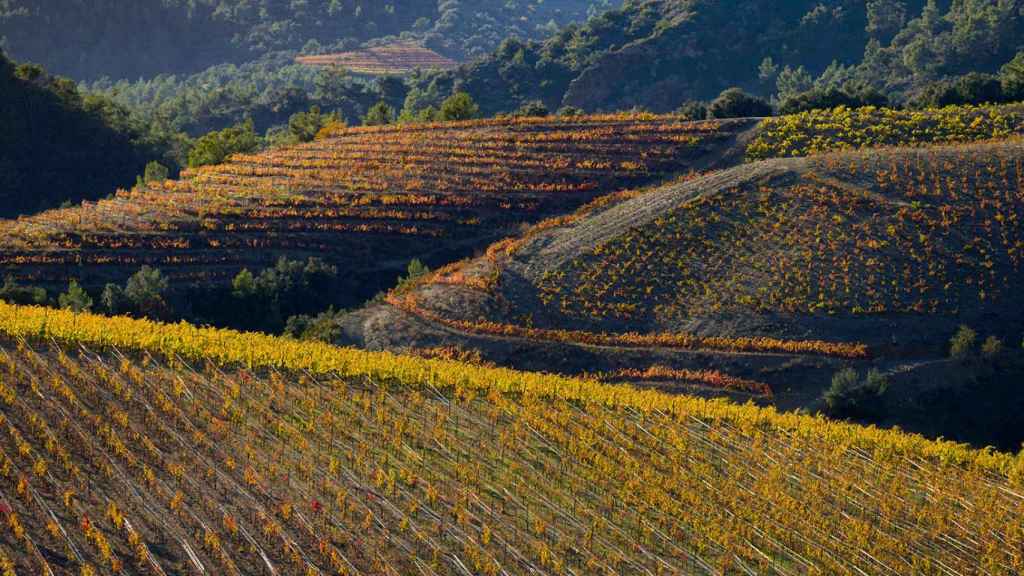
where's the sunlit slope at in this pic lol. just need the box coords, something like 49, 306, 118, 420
0, 302, 1020, 574
396, 138, 1024, 348
0, 115, 749, 289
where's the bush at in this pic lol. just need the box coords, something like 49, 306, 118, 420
981, 336, 1004, 360
512, 100, 549, 117
913, 73, 1006, 108
777, 87, 889, 115
1001, 51, 1024, 101
707, 88, 773, 119
142, 161, 169, 184
0, 277, 46, 305
676, 101, 708, 121
187, 120, 259, 168
949, 325, 977, 360
557, 106, 584, 117
823, 368, 888, 418
58, 280, 93, 313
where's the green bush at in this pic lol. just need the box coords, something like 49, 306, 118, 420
363, 101, 396, 126
0, 277, 46, 305
823, 368, 888, 418
707, 88, 773, 119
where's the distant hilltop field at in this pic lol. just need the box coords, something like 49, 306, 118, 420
296, 44, 460, 75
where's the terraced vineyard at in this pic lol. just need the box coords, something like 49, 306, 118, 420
296, 43, 459, 75
0, 115, 749, 290
0, 302, 1020, 575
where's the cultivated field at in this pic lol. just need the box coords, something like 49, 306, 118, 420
0, 115, 752, 292
0, 302, 1020, 575
296, 43, 459, 75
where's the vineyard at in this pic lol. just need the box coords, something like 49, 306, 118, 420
747, 103, 1024, 160
296, 43, 459, 75
0, 302, 1020, 574
0, 115, 749, 289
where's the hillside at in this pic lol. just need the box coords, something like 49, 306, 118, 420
0, 302, 1019, 574
343, 104, 1024, 448
0, 51, 177, 218
0, 0, 615, 81
410, 0, 1024, 115
0, 114, 755, 303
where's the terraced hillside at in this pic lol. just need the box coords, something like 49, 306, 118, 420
347, 122, 1024, 445
0, 115, 752, 296
0, 302, 1020, 575
296, 43, 459, 75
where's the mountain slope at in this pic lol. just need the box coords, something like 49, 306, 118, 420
0, 51, 174, 218
0, 301, 1019, 575
0, 0, 617, 80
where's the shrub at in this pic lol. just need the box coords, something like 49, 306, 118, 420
949, 325, 977, 360
823, 368, 888, 418
0, 277, 46, 306
512, 100, 549, 117
981, 336, 1004, 360
142, 161, 169, 184
777, 87, 889, 115
676, 101, 708, 121
58, 280, 93, 313
557, 106, 584, 117
707, 88, 773, 119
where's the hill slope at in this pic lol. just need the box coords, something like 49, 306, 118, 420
0, 0, 615, 80
342, 106, 1024, 447
0, 51, 174, 218
0, 115, 754, 302
414, 0, 1024, 115
0, 302, 1019, 574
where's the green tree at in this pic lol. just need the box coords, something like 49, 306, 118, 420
362, 101, 396, 126
143, 161, 169, 183
707, 88, 773, 119
124, 266, 169, 318
439, 92, 480, 122
512, 100, 549, 117
1001, 51, 1024, 100
101, 283, 126, 315
288, 105, 339, 143
187, 119, 259, 168
58, 280, 93, 312
0, 276, 46, 305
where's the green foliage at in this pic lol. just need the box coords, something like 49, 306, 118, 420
0, 277, 46, 306
512, 100, 550, 118
227, 257, 339, 332
914, 73, 1008, 108
285, 307, 345, 343
58, 280, 93, 313
823, 368, 889, 418
0, 51, 184, 217
1000, 52, 1024, 101
777, 87, 888, 115
363, 102, 396, 126
101, 284, 127, 315
187, 119, 259, 168
950, 325, 977, 360
676, 101, 708, 121
143, 161, 169, 184
123, 266, 170, 318
439, 92, 480, 122
707, 88, 773, 119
